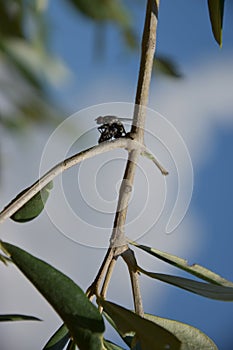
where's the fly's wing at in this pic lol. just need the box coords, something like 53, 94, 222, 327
95, 115, 132, 124
117, 117, 132, 122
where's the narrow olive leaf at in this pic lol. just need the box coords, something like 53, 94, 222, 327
10, 181, 53, 222
100, 299, 181, 350
0, 253, 12, 265
144, 313, 217, 350
43, 323, 70, 350
138, 267, 233, 301
153, 56, 182, 78
208, 0, 225, 46
0, 314, 41, 322
104, 339, 126, 350
103, 311, 140, 349
68, 0, 130, 25
130, 241, 233, 287
1, 241, 105, 350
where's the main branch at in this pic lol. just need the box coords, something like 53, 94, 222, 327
89, 0, 160, 315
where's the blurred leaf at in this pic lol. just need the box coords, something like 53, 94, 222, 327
0, 1, 23, 38
153, 56, 182, 78
1, 38, 68, 86
1, 241, 105, 350
0, 314, 41, 322
208, 0, 225, 46
43, 323, 70, 350
138, 266, 233, 301
68, 0, 136, 52
104, 339, 125, 350
68, 0, 130, 24
121, 27, 138, 50
144, 314, 217, 350
36, 0, 49, 12
100, 299, 181, 350
130, 241, 233, 287
0, 1, 66, 131
10, 181, 53, 222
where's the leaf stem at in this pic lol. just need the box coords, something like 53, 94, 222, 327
0, 138, 130, 224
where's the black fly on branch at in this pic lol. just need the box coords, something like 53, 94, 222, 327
95, 115, 132, 144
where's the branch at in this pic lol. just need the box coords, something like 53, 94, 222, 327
88, 0, 160, 310
111, 0, 160, 249
122, 248, 144, 317
0, 138, 131, 224
131, 0, 160, 142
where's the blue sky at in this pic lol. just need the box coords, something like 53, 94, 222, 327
1, 1, 233, 349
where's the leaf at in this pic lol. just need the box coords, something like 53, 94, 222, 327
207, 0, 225, 46
36, 0, 49, 12
104, 339, 126, 350
100, 299, 181, 350
1, 242, 105, 350
0, 314, 41, 322
10, 181, 53, 222
43, 323, 70, 350
144, 314, 217, 350
138, 267, 233, 301
0, 253, 11, 265
153, 56, 182, 78
68, 0, 130, 25
1, 39, 68, 86
129, 241, 233, 287
103, 312, 140, 349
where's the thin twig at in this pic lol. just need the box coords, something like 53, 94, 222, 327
100, 257, 117, 299
86, 248, 114, 299
141, 149, 169, 175
0, 138, 131, 224
97, 257, 117, 313
122, 248, 144, 317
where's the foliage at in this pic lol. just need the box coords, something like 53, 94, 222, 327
0, 1, 229, 350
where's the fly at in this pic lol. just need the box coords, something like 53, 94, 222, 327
95, 115, 132, 144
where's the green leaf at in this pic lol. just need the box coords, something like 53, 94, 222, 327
1, 39, 68, 87
153, 56, 182, 78
10, 181, 53, 222
0, 314, 41, 322
138, 267, 233, 301
0, 253, 11, 265
104, 339, 126, 350
68, 0, 130, 25
144, 314, 217, 350
130, 241, 233, 287
1, 241, 105, 350
208, 0, 225, 46
43, 323, 70, 350
100, 299, 181, 350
